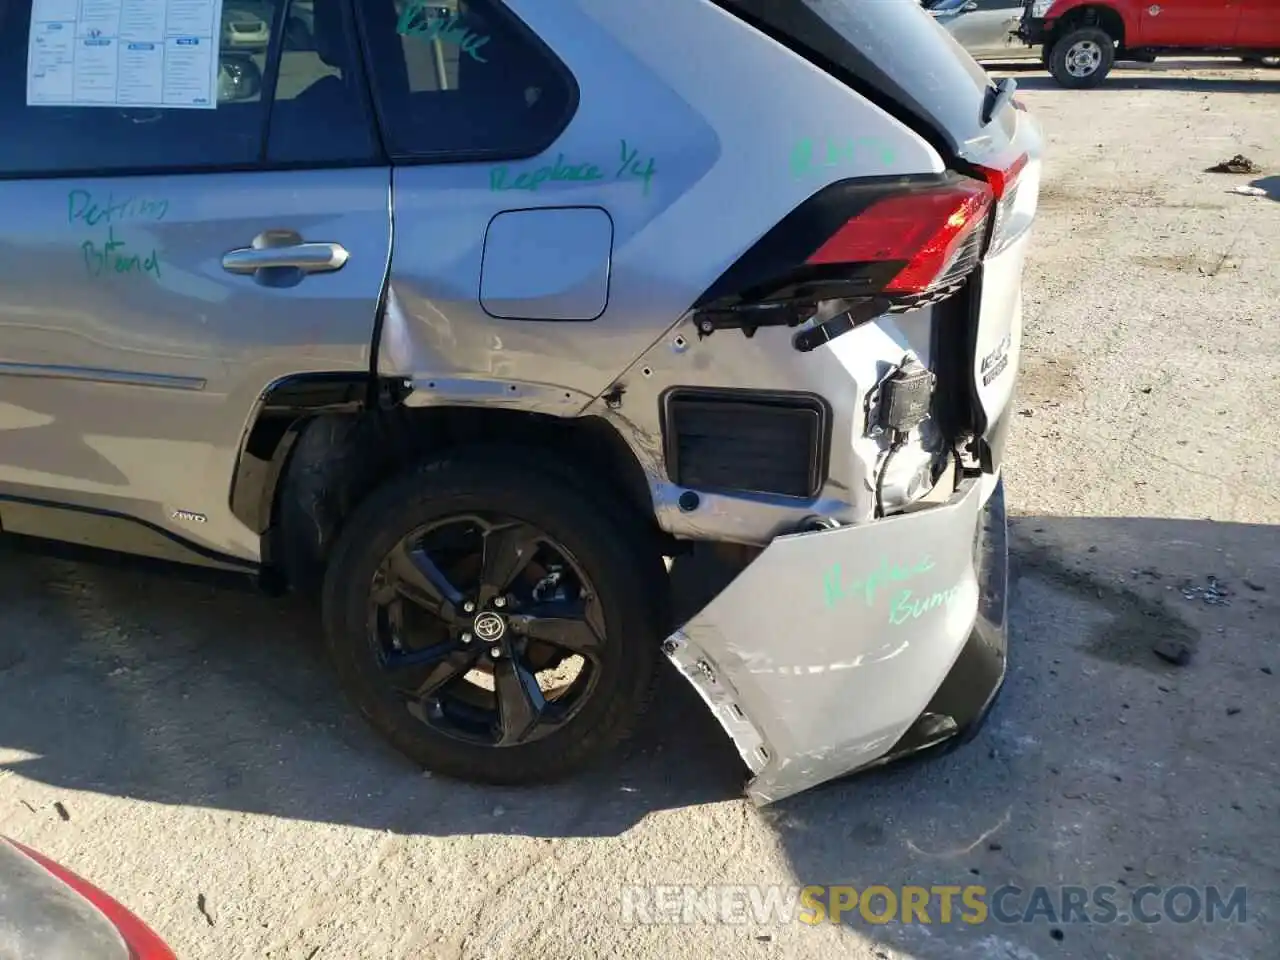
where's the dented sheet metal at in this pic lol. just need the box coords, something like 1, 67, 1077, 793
665, 478, 1001, 805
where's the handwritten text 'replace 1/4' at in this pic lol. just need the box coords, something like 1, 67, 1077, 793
490, 141, 656, 194
490, 155, 604, 192
396, 3, 491, 62
617, 140, 656, 196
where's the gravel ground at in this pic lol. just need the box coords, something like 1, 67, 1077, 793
2, 59, 1278, 960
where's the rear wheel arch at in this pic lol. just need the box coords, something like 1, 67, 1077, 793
255, 397, 665, 594
229, 372, 389, 540
1049, 4, 1125, 47
320, 447, 669, 784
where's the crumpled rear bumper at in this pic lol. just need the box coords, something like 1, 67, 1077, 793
664, 476, 1008, 805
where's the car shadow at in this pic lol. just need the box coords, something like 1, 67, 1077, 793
1248, 175, 1280, 200
765, 514, 1278, 959
2, 508, 1278, 933
1010, 73, 1280, 93
0, 539, 745, 839
979, 61, 1043, 73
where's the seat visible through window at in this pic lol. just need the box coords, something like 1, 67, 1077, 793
361, 0, 576, 161
267, 0, 378, 164
0, 0, 376, 176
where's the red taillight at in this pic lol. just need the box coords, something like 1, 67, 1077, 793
977, 152, 1031, 257
9, 841, 177, 960
977, 152, 1029, 200
805, 181, 993, 295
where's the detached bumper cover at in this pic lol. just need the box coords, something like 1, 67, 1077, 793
665, 477, 1008, 805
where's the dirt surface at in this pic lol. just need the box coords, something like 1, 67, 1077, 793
2, 60, 1279, 960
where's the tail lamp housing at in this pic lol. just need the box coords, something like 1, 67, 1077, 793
805, 179, 993, 301
692, 160, 1027, 352
977, 152, 1030, 258
8, 840, 177, 960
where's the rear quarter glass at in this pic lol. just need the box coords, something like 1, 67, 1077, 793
716, 0, 1014, 155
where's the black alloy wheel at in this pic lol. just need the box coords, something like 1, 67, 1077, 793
322, 448, 666, 784
370, 513, 605, 748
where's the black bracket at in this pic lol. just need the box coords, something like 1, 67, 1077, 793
693, 301, 810, 341
792, 299, 891, 353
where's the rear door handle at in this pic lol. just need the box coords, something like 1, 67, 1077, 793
222, 230, 349, 278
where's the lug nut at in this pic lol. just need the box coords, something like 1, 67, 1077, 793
493, 596, 506, 609
463, 601, 475, 613
490, 646, 502, 659
461, 632, 472, 644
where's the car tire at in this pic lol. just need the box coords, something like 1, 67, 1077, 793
321, 446, 666, 785
1047, 26, 1115, 88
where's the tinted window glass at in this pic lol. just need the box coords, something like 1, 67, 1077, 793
716, 0, 1010, 154
360, 0, 576, 161
266, 0, 379, 163
0, 0, 375, 176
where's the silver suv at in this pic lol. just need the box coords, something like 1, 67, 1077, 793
0, 0, 1041, 804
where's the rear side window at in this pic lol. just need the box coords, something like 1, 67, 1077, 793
265, 0, 380, 164
359, 0, 577, 161
715, 0, 1008, 154
0, 0, 376, 177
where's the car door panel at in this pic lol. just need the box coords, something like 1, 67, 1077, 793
0, 170, 391, 559
1136, 0, 1241, 46
0, 0, 389, 562
934, 1, 1023, 59
1236, 0, 1280, 45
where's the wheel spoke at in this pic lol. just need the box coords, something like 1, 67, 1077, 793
512, 602, 601, 659
493, 656, 546, 745
368, 512, 605, 746
385, 595, 407, 642
385, 643, 482, 699
371, 572, 399, 606
386, 540, 463, 621
478, 523, 541, 602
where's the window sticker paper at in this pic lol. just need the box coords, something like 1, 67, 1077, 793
27, 0, 226, 109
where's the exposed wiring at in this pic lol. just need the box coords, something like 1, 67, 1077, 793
874, 429, 907, 519
871, 352, 929, 518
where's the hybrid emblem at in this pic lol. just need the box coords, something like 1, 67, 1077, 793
473, 612, 506, 642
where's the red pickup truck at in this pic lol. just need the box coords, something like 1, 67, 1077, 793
1020, 0, 1280, 87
